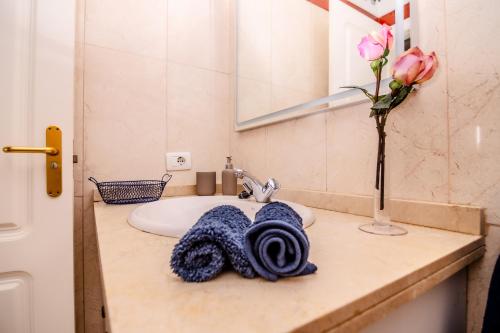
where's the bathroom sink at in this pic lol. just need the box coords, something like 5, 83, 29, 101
128, 196, 315, 238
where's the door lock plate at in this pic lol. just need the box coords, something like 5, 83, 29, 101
46, 126, 62, 197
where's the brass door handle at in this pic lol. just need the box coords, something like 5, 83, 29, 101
2, 126, 62, 197
2, 146, 59, 155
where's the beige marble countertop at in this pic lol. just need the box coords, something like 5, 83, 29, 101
94, 200, 484, 333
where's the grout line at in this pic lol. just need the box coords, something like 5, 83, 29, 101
324, 111, 328, 192
81, 43, 232, 77
167, 59, 233, 75
165, 1, 169, 165
83, 41, 167, 63
443, 0, 452, 205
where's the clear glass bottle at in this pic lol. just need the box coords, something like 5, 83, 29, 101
359, 132, 407, 236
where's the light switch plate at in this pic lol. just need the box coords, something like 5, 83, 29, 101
166, 152, 192, 171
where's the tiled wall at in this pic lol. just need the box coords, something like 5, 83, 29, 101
74, 0, 234, 331
230, 0, 500, 332
446, 1, 500, 331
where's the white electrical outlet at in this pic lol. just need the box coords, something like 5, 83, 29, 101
166, 152, 192, 171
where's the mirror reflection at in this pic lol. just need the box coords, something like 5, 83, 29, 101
236, 0, 412, 126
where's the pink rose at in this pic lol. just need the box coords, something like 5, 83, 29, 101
357, 24, 394, 61
391, 47, 438, 85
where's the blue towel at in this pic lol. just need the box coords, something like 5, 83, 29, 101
170, 205, 256, 282
244, 202, 317, 281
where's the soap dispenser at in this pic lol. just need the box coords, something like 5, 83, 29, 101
222, 156, 237, 195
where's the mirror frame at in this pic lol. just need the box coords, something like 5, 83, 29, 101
234, 0, 414, 131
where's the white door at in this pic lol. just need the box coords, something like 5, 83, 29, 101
0, 0, 75, 332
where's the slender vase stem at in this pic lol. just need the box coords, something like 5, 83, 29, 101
359, 57, 408, 235
371, 62, 392, 213
374, 64, 382, 102
379, 131, 386, 210
375, 134, 382, 190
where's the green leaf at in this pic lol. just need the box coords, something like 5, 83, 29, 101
340, 86, 375, 102
371, 94, 393, 111
370, 60, 381, 74
371, 85, 415, 116
390, 85, 414, 109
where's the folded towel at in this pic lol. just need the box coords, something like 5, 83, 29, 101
170, 205, 256, 282
244, 202, 317, 281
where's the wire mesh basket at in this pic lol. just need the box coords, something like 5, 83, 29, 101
88, 174, 172, 205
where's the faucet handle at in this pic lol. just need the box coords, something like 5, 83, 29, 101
266, 178, 280, 191
234, 168, 245, 178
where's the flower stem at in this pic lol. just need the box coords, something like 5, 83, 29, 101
372, 60, 387, 211
379, 131, 386, 210
375, 133, 382, 190
374, 62, 382, 103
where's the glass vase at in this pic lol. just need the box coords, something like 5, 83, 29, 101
359, 130, 407, 236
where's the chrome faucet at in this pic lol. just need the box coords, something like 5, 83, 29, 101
234, 169, 280, 203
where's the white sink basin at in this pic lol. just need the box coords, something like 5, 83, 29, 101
128, 195, 315, 238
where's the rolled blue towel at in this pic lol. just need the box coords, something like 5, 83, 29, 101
170, 205, 256, 282
244, 202, 317, 281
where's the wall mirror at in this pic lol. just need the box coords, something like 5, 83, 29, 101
235, 0, 412, 130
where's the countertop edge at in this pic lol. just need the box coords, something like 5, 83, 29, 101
293, 242, 486, 333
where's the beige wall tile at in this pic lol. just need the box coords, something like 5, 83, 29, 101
168, 0, 233, 73
266, 113, 327, 191
387, 81, 449, 202
230, 126, 268, 182
85, 0, 167, 59
168, 0, 211, 69
83, 44, 167, 183
387, 0, 449, 202
212, 0, 233, 74
82, 44, 168, 333
448, 0, 500, 226
166, 62, 230, 185
445, 0, 500, 330
326, 103, 377, 196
